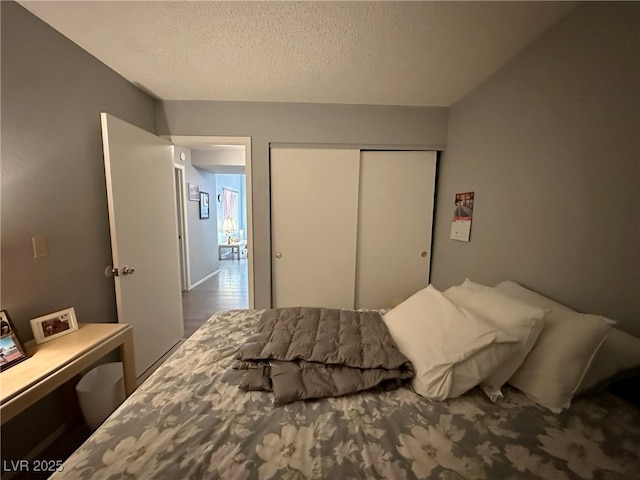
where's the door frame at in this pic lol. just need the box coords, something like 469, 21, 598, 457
174, 163, 190, 290
167, 135, 255, 308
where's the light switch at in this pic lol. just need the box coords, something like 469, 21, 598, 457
32, 236, 49, 258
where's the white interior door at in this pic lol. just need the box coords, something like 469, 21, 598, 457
101, 113, 183, 377
355, 150, 437, 309
271, 147, 360, 308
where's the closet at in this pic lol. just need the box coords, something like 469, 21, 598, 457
270, 147, 437, 310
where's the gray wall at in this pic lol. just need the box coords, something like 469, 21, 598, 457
1, 1, 157, 332
1, 0, 156, 461
156, 102, 449, 307
173, 146, 220, 286
431, 2, 640, 336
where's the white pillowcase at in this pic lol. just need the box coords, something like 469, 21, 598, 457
382, 284, 535, 401
493, 280, 574, 313
452, 278, 493, 293
495, 280, 612, 412
577, 328, 640, 393
493, 279, 616, 325
443, 280, 546, 401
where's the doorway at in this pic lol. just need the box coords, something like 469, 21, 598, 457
174, 164, 189, 291
169, 135, 254, 337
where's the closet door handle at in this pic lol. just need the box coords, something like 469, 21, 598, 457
275, 252, 283, 259
421, 251, 428, 258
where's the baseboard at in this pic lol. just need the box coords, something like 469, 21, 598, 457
189, 269, 220, 290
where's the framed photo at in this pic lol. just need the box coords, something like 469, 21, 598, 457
30, 307, 79, 345
0, 310, 28, 371
199, 191, 210, 219
188, 183, 200, 201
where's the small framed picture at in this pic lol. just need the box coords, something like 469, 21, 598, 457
199, 191, 210, 219
0, 310, 28, 371
30, 307, 79, 345
188, 183, 200, 201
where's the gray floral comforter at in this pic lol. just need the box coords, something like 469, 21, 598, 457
52, 309, 640, 480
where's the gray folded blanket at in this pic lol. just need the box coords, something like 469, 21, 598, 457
234, 306, 414, 405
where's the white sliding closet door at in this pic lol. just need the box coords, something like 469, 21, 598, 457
271, 148, 361, 308
355, 151, 437, 309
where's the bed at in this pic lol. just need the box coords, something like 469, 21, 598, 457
51, 282, 640, 480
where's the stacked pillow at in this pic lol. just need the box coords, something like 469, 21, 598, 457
442, 280, 546, 402
383, 279, 638, 412
493, 280, 612, 412
577, 328, 640, 394
382, 283, 545, 401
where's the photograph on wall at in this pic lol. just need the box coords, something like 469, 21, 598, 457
450, 191, 474, 242
200, 192, 210, 219
0, 310, 28, 370
188, 183, 200, 201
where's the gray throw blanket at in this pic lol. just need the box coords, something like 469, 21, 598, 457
234, 307, 414, 405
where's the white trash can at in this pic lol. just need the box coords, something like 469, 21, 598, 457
76, 362, 125, 430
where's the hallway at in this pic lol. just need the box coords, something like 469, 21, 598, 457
182, 258, 249, 338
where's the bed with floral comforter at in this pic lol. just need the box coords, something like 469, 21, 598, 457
52, 309, 640, 480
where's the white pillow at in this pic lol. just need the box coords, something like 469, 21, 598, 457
576, 328, 640, 394
494, 280, 575, 313
495, 281, 611, 412
456, 278, 493, 293
443, 283, 546, 401
382, 284, 530, 401
493, 280, 616, 325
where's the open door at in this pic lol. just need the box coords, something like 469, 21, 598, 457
101, 113, 183, 377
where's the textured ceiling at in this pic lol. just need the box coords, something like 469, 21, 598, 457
18, 1, 577, 107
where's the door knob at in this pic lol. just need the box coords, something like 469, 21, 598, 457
275, 252, 282, 259
122, 266, 136, 275
421, 251, 428, 257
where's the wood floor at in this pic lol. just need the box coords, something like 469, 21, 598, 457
182, 257, 249, 338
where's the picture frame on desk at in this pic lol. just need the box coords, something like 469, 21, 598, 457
0, 310, 28, 371
30, 307, 79, 345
